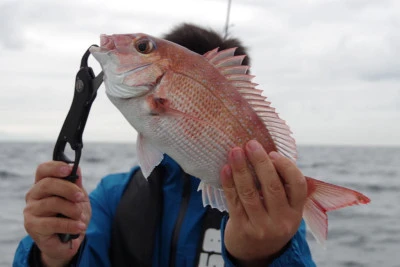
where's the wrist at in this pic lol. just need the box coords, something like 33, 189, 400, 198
29, 243, 73, 267
234, 258, 272, 267
229, 240, 292, 267
41, 253, 71, 267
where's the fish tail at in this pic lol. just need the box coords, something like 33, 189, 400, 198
303, 176, 370, 246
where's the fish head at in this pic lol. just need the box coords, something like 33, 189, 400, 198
89, 33, 169, 99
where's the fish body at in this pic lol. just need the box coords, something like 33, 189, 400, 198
90, 33, 370, 244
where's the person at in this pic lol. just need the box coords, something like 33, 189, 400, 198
14, 23, 316, 267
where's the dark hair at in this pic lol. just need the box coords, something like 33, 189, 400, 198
163, 23, 250, 66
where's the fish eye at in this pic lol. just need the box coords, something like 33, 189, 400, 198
135, 39, 154, 54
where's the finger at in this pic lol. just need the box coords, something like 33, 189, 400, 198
220, 164, 246, 221
245, 140, 289, 216
28, 178, 86, 203
269, 151, 307, 211
35, 161, 72, 183
74, 167, 85, 190
27, 197, 83, 220
26, 216, 86, 236
228, 147, 266, 223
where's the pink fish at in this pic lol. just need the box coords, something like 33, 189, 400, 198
89, 34, 370, 244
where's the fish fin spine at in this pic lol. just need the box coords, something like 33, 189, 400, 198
199, 181, 228, 212
204, 47, 297, 160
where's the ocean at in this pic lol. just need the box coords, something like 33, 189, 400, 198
1, 142, 399, 266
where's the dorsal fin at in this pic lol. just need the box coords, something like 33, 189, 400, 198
220, 65, 250, 75
203, 48, 219, 60
204, 47, 297, 161
215, 55, 246, 68
208, 47, 237, 64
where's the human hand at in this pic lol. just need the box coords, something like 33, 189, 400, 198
23, 161, 91, 266
221, 140, 307, 266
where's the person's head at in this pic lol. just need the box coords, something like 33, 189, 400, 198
163, 23, 250, 67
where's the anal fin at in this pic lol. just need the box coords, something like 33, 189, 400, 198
198, 181, 228, 212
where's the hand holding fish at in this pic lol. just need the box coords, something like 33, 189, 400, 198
221, 140, 306, 265
23, 161, 91, 265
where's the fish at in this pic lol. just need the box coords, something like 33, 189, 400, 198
89, 33, 370, 245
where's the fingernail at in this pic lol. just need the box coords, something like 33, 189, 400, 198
60, 166, 70, 176
75, 192, 85, 202
247, 140, 261, 152
224, 165, 232, 178
269, 151, 280, 160
77, 222, 86, 231
231, 148, 243, 162
80, 212, 86, 222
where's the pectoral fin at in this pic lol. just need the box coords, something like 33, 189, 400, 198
136, 133, 164, 178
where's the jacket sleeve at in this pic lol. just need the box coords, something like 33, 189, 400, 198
12, 171, 133, 267
13, 235, 34, 266
220, 217, 316, 267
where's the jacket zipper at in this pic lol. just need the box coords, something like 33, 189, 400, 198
169, 174, 191, 267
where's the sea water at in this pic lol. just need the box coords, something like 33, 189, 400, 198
1, 142, 399, 266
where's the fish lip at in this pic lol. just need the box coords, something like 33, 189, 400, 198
104, 63, 154, 99
89, 45, 108, 54
107, 63, 152, 83
100, 34, 113, 48
90, 44, 154, 99
116, 63, 152, 76
90, 45, 152, 76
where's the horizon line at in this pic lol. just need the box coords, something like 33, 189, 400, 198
1, 139, 399, 149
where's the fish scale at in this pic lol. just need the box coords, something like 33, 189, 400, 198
90, 33, 370, 245
154, 115, 232, 185
168, 74, 226, 120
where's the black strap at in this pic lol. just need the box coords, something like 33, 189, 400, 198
195, 208, 227, 267
109, 166, 164, 267
169, 173, 192, 267
29, 240, 83, 267
28, 243, 46, 267
109, 165, 227, 267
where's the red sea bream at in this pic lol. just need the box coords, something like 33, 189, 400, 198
89, 33, 370, 245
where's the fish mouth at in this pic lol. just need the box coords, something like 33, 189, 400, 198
100, 34, 114, 50
89, 44, 111, 54
89, 46, 153, 99
91, 34, 137, 54
89, 34, 155, 99
100, 34, 135, 52
89, 44, 152, 77
115, 63, 152, 76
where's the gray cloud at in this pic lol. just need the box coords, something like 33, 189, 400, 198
361, 70, 400, 82
238, 0, 400, 86
1, 0, 399, 146
0, 1, 26, 49
0, 0, 226, 53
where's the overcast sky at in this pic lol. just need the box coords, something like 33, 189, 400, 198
1, 0, 399, 146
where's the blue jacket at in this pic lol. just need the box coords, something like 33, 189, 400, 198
14, 156, 315, 266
